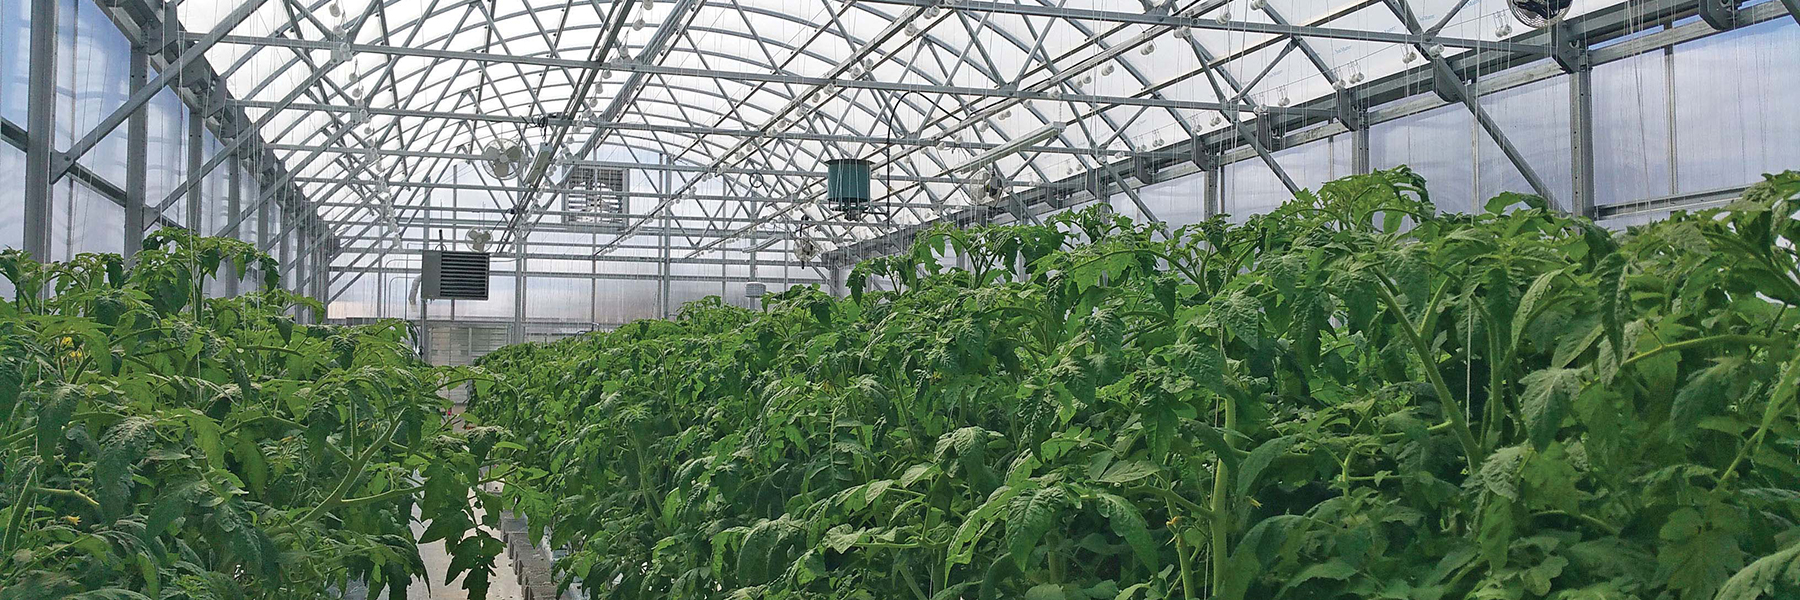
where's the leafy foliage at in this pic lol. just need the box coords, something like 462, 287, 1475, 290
471, 169, 1800, 600
0, 229, 512, 599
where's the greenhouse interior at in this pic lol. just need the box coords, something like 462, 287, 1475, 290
2, 0, 1799, 596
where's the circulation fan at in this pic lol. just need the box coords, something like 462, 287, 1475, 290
1507, 0, 1573, 28
477, 139, 530, 180
962, 165, 1009, 205
466, 229, 493, 253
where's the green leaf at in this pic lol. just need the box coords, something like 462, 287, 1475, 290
1671, 357, 1745, 441
1716, 542, 1800, 600
1006, 484, 1071, 569
1097, 460, 1160, 485
1236, 435, 1300, 498
1519, 368, 1582, 450
1092, 492, 1159, 570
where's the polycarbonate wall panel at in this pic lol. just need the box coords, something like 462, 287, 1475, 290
147, 91, 188, 226
63, 0, 132, 184
0, 0, 30, 123
1592, 51, 1674, 207
1477, 75, 1574, 208
48, 180, 124, 261
1371, 104, 1478, 212
1670, 19, 1800, 193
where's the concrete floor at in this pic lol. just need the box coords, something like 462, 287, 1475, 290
405, 485, 528, 600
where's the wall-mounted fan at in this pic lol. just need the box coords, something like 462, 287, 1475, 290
962, 165, 1009, 205
1508, 0, 1573, 28
466, 229, 493, 253
478, 138, 530, 180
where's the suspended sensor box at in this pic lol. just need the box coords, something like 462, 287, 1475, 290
825, 158, 873, 219
422, 250, 491, 300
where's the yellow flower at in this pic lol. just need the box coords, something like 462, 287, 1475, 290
62, 515, 81, 526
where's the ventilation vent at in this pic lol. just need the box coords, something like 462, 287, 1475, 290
422, 250, 491, 300
565, 165, 629, 225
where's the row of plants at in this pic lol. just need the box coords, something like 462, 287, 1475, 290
0, 230, 512, 599
471, 167, 1800, 600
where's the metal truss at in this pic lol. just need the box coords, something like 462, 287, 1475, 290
35, 0, 1792, 307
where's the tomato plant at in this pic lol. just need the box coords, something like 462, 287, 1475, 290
0, 230, 514, 599
472, 169, 1800, 600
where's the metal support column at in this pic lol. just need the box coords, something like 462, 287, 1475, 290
1569, 65, 1597, 218
125, 45, 149, 263
659, 162, 672, 318
419, 204, 431, 363
187, 108, 204, 230
1351, 127, 1372, 176
512, 239, 527, 344
1203, 163, 1224, 219
23, 0, 59, 262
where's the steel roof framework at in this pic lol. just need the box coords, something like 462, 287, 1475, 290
24, 0, 1795, 317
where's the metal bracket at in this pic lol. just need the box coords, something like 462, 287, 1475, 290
1549, 20, 1589, 73
1334, 88, 1365, 131
1431, 65, 1465, 104
1190, 139, 1218, 171
1255, 118, 1285, 153
1697, 0, 1743, 30
1782, 0, 1800, 25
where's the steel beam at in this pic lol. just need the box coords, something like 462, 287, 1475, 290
1569, 65, 1597, 218
337, 265, 826, 284
125, 45, 150, 262
187, 107, 205, 229
24, 0, 57, 262
52, 0, 274, 181
859, 0, 1542, 54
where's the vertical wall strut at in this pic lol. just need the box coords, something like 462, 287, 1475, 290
125, 45, 150, 263
188, 108, 205, 230
24, 0, 58, 262
1569, 65, 1597, 218
226, 157, 242, 296
513, 238, 528, 345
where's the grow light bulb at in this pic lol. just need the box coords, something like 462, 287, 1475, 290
905, 24, 920, 36
1277, 95, 1290, 107
1349, 71, 1364, 84
999, 109, 1012, 120
1495, 20, 1512, 37
1210, 115, 1223, 125
922, 5, 940, 18
1140, 42, 1157, 55
1078, 74, 1093, 86
602, 68, 613, 79
1251, 0, 1267, 10
328, 1, 341, 17
1402, 48, 1418, 63
1101, 63, 1116, 76
1216, 9, 1231, 24
1175, 26, 1194, 40
634, 17, 646, 31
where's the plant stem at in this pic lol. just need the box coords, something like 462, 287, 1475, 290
1373, 273, 1484, 473
1208, 391, 1236, 598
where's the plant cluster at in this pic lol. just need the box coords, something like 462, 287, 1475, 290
471, 168, 1800, 600
0, 230, 512, 599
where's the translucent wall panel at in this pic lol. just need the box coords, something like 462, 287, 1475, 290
1670, 19, 1800, 193
147, 91, 187, 225
1593, 52, 1674, 206
1371, 104, 1477, 212
1126, 172, 1207, 228
1477, 75, 1574, 208
48, 181, 124, 261
1225, 136, 1354, 219
64, 0, 132, 184
0, 143, 23, 257
0, 0, 31, 123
